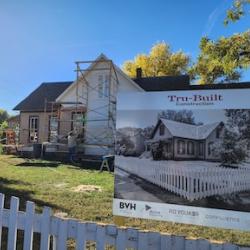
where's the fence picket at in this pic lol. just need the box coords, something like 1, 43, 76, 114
0, 193, 4, 249
148, 232, 161, 250
172, 235, 185, 250
96, 224, 106, 250
76, 222, 86, 250
40, 207, 51, 250
23, 201, 35, 250
185, 239, 197, 250
7, 196, 19, 250
160, 234, 172, 250
116, 228, 126, 250
57, 219, 68, 250
138, 231, 149, 250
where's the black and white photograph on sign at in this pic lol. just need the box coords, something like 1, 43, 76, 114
114, 108, 250, 212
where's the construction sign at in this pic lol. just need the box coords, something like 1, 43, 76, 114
113, 87, 250, 231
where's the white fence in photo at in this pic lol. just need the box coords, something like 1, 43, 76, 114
0, 193, 249, 250
116, 156, 250, 201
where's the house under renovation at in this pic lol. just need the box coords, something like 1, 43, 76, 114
147, 118, 224, 161
14, 54, 190, 157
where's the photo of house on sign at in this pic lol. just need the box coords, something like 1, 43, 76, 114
114, 107, 250, 211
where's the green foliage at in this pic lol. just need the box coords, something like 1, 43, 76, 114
190, 32, 250, 84
0, 121, 8, 141
0, 109, 9, 124
123, 42, 190, 77
224, 0, 250, 25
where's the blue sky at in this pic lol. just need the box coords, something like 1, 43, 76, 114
1, 0, 250, 114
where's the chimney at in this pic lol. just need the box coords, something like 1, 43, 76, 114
136, 68, 142, 78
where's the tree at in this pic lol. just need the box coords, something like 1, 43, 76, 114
158, 110, 197, 125
220, 109, 250, 164
224, 0, 250, 25
122, 42, 190, 78
189, 32, 250, 84
0, 109, 9, 124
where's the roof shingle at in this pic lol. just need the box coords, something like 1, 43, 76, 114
13, 82, 73, 111
160, 119, 222, 140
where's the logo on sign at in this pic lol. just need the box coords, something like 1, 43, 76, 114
119, 202, 136, 210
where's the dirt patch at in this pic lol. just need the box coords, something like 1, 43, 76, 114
54, 183, 67, 188
54, 212, 68, 218
71, 185, 102, 193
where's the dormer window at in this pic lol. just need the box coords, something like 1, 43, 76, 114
159, 123, 165, 136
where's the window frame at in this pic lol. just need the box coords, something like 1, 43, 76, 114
177, 140, 185, 155
187, 141, 195, 155
29, 116, 39, 143
208, 142, 214, 155
71, 112, 85, 132
48, 115, 59, 142
98, 74, 109, 98
199, 142, 204, 156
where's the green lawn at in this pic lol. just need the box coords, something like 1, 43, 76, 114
0, 154, 250, 246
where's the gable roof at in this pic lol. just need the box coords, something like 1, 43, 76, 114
153, 118, 222, 140
56, 53, 144, 101
13, 81, 73, 111
133, 75, 190, 91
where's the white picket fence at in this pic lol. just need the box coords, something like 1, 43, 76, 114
0, 193, 250, 250
116, 156, 250, 201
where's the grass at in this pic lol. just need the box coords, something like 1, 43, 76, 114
0, 154, 250, 246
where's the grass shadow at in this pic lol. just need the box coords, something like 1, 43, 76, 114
16, 162, 59, 168
0, 176, 66, 212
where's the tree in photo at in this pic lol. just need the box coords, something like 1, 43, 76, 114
123, 42, 190, 78
142, 125, 155, 140
158, 110, 198, 125
189, 32, 250, 84
220, 109, 250, 164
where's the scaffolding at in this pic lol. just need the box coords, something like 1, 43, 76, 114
44, 57, 119, 157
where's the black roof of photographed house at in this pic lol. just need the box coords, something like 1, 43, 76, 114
13, 81, 73, 111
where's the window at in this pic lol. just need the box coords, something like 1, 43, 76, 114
177, 140, 185, 154
199, 142, 204, 156
159, 124, 165, 136
49, 116, 58, 143
216, 127, 221, 138
98, 75, 109, 98
72, 112, 85, 133
208, 142, 214, 155
187, 141, 195, 155
29, 116, 39, 142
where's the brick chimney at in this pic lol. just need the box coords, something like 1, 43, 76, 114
136, 68, 142, 78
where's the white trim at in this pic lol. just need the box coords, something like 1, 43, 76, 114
56, 53, 144, 102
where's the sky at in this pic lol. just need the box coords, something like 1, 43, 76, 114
117, 110, 226, 129
1, 0, 250, 114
